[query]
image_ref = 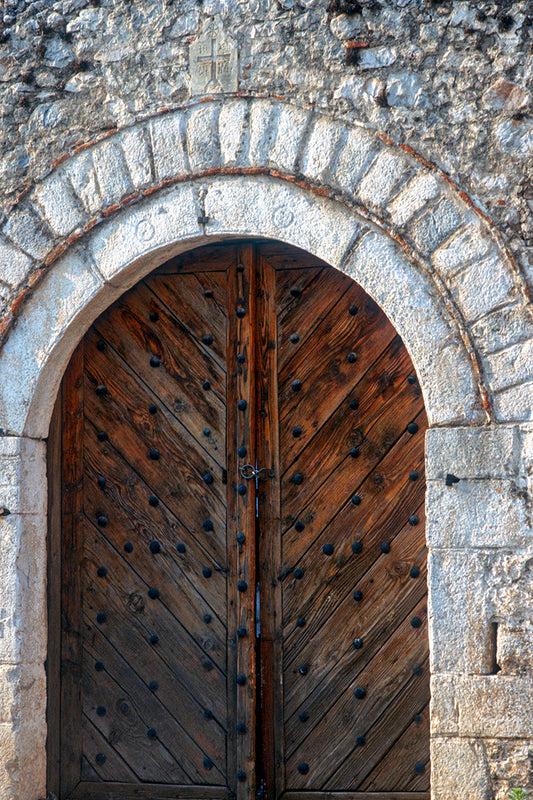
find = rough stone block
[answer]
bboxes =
[432,223,493,277]
[472,301,533,356]
[204,174,358,270]
[493,382,533,423]
[451,254,517,322]
[0,438,47,516]
[0,712,46,800]
[64,150,102,215]
[485,739,533,800]
[410,196,465,254]
[186,103,222,173]
[486,338,533,394]
[356,149,411,209]
[0,663,46,727]
[89,183,201,285]
[92,140,133,206]
[119,125,154,189]
[496,620,533,675]
[431,674,533,737]
[425,426,519,480]
[431,738,492,800]
[248,99,279,167]
[387,171,441,226]
[149,112,189,181]
[2,204,54,261]
[426,479,530,548]
[268,103,310,174]
[218,98,248,167]
[0,237,33,289]
[300,116,345,184]
[32,172,86,237]
[345,231,484,425]
[331,125,378,197]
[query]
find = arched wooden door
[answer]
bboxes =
[47,241,429,800]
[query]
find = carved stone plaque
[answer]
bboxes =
[190,16,238,95]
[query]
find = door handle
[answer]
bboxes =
[239,464,275,480]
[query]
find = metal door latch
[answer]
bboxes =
[239,464,275,480]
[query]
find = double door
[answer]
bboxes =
[48,241,429,799]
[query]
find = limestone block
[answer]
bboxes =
[248,99,279,167]
[0,245,108,437]
[0,663,46,726]
[218,98,249,167]
[92,140,133,206]
[204,174,358,270]
[472,302,533,356]
[149,112,189,181]
[496,621,533,675]
[409,196,466,254]
[331,125,378,197]
[186,103,222,173]
[426,479,530,548]
[268,103,310,174]
[451,254,517,323]
[431,738,492,800]
[89,183,201,285]
[432,223,493,278]
[485,739,533,799]
[356,149,411,209]
[486,338,533,394]
[387,171,441,226]
[2,204,54,262]
[119,125,154,190]
[0,237,33,289]
[425,426,519,480]
[494,383,533,423]
[0,714,46,800]
[345,231,484,425]
[300,116,345,184]
[63,150,102,215]
[0,438,46,516]
[32,172,86,237]
[431,674,533,737]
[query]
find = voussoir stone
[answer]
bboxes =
[186,103,222,173]
[118,125,154,190]
[92,140,133,206]
[32,172,86,238]
[268,103,310,175]
[150,112,189,182]
[2,204,54,262]
[218,99,249,167]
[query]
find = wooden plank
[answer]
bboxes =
[281,793,429,800]
[155,242,239,275]
[226,243,258,800]
[46,389,62,794]
[257,242,327,271]
[72,782,231,799]
[82,714,138,782]
[255,251,285,800]
[60,339,85,796]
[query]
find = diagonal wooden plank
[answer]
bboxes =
[83,623,226,783]
[155,242,239,275]
[82,713,139,782]
[275,266,323,319]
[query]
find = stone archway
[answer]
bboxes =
[0,96,531,800]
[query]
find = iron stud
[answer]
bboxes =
[414,714,422,724]
[150,634,159,645]
[202,335,214,346]
[238,400,247,411]
[299,665,308,675]
[296,617,306,627]
[349,399,359,410]
[237,723,247,734]
[354,686,366,699]
[96,612,106,624]
[411,616,422,628]
[295,521,305,532]
[410,566,420,578]
[294,569,304,579]
[290,333,300,344]
[236,674,247,686]
[97,566,107,578]
[95,753,106,765]
[237,770,246,782]
[407,374,417,385]
[149,495,159,507]
[149,311,159,322]
[204,709,213,719]
[322,543,334,556]
[203,758,213,770]
[236,307,246,318]
[446,473,460,486]
[203,472,214,484]
[290,287,301,298]
[351,494,361,505]
[203,427,211,437]
[203,567,212,578]
[150,355,161,368]
[148,588,160,599]
[96,340,106,351]
[292,473,304,485]
[412,664,423,676]
[204,614,212,624]
[149,681,159,692]
[177,543,186,553]
[352,541,363,554]
[407,422,419,434]
[356,735,366,746]
[409,471,419,481]
[236,533,245,544]
[124,542,133,553]
[299,712,309,722]
[292,427,302,437]
[96,706,106,716]
[204,290,214,298]
[347,352,357,363]
[409,515,419,526]
[97,476,106,488]
[349,305,358,315]
[238,446,247,458]
[147,728,157,739]
[414,763,425,775]
[353,638,363,649]
[350,447,360,458]
[203,520,214,531]
[237,580,247,592]
[291,379,302,392]
[149,541,160,554]
[149,404,157,414]
[94,661,104,671]
[203,380,211,391]
[237,626,247,638]
[97,431,108,441]
[353,590,363,601]
[236,354,245,364]
[97,515,108,527]
[202,659,213,671]
[297,763,309,775]
[380,542,390,553]
[149,448,160,460]
[95,385,108,397]
[238,485,247,496]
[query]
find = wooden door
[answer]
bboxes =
[48,241,429,800]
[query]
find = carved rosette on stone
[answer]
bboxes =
[189,16,239,96]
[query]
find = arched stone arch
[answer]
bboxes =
[0,96,531,800]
